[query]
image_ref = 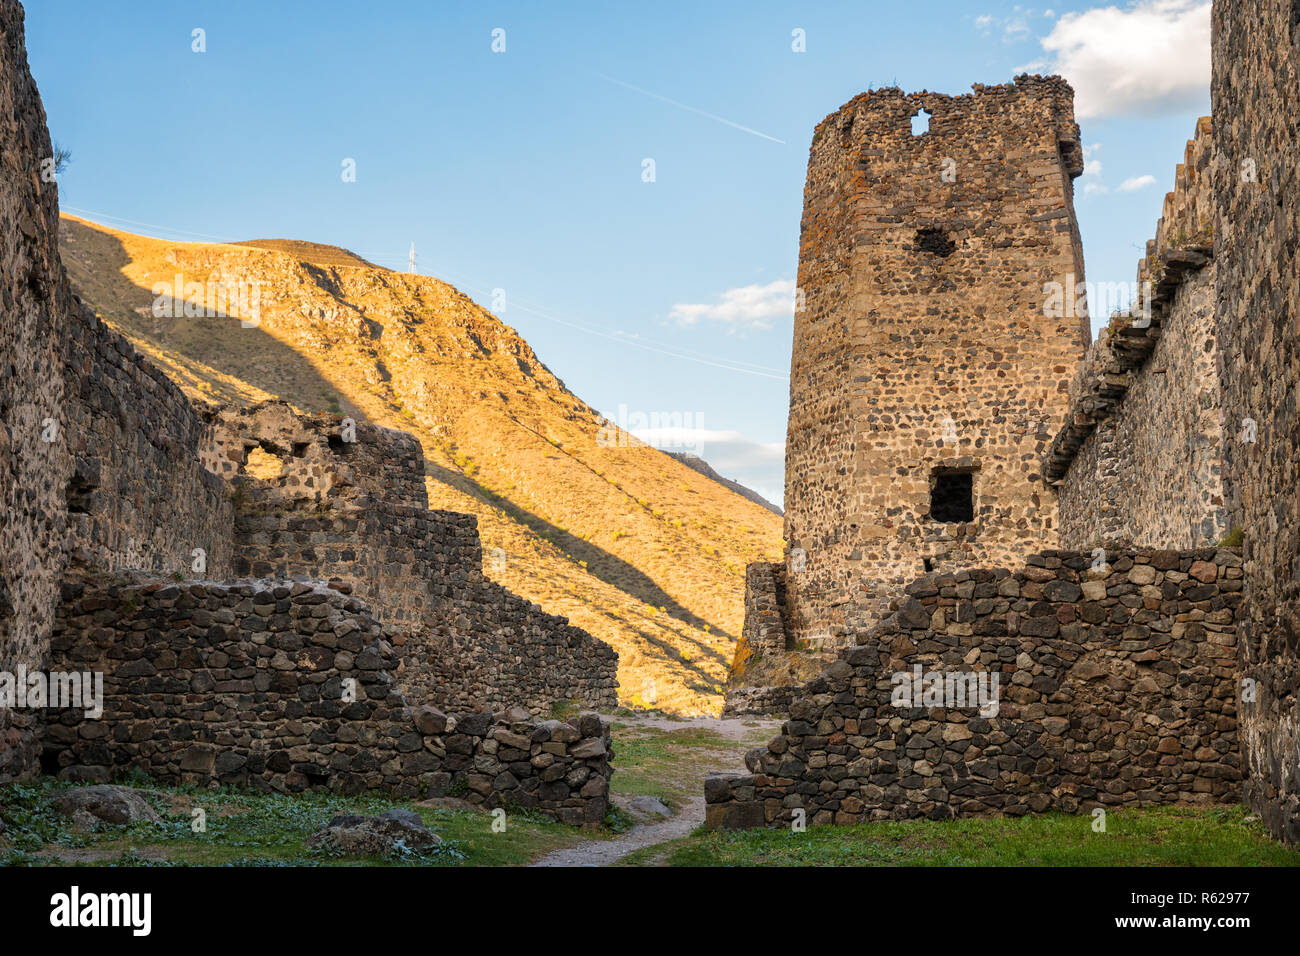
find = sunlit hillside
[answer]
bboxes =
[58,215,783,715]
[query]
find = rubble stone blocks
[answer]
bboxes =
[780,77,1089,653]
[1211,0,1300,844]
[707,550,1242,827]
[1049,119,1226,551]
[46,575,613,825]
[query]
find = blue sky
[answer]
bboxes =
[24,0,1212,506]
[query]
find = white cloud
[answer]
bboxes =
[669,279,795,331]
[1079,143,1107,195]
[1119,174,1158,191]
[644,430,785,507]
[1034,1,1210,119]
[974,7,1039,43]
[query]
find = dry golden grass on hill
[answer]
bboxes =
[57,215,783,715]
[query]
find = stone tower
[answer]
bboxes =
[782,76,1089,648]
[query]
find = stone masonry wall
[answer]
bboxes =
[45,574,613,824]
[706,549,1241,827]
[737,562,789,662]
[1212,0,1300,843]
[0,0,72,781]
[213,403,618,715]
[399,574,621,716]
[232,494,618,714]
[724,562,802,717]
[1050,120,1227,551]
[62,304,234,580]
[783,76,1088,650]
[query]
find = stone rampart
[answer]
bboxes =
[706,549,1241,827]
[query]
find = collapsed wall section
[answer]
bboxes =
[1212,0,1300,843]
[45,574,613,824]
[209,402,618,714]
[706,549,1241,827]
[725,562,810,717]
[1047,118,1226,551]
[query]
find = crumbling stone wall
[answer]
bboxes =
[736,562,789,663]
[211,403,619,714]
[201,401,427,509]
[1049,119,1227,551]
[706,549,1241,827]
[0,0,72,780]
[725,562,804,717]
[1212,0,1300,843]
[783,76,1088,650]
[45,574,613,824]
[399,571,621,715]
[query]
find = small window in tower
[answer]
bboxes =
[916,228,956,257]
[910,109,931,136]
[930,469,974,523]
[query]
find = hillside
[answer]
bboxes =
[668,453,782,516]
[57,215,783,715]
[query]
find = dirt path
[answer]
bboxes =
[529,713,779,867]
[530,793,707,867]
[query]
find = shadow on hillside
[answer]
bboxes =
[617,612,730,684]
[465,479,735,647]
[423,456,734,662]
[59,218,356,418]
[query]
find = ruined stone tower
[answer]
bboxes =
[782,76,1089,648]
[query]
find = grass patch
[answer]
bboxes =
[0,778,608,867]
[618,805,1300,867]
[609,725,740,810]
[1218,526,1244,547]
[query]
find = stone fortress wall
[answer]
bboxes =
[722,562,805,717]
[782,77,1089,651]
[0,0,72,779]
[1047,119,1227,551]
[2,0,232,779]
[44,574,612,823]
[1211,0,1300,844]
[708,548,1242,827]
[63,311,235,582]
[0,0,616,819]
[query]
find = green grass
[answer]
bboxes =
[619,805,1300,867]
[608,724,740,810]
[0,778,607,867]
